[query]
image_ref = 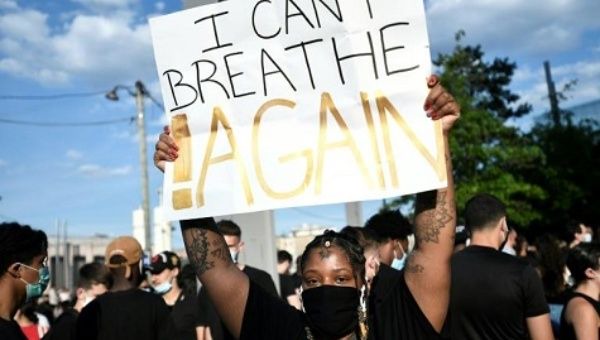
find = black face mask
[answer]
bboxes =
[302,285,360,339]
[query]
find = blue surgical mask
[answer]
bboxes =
[19,264,50,302]
[391,252,407,271]
[153,280,173,295]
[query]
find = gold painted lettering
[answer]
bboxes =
[376,91,446,184]
[315,92,373,194]
[360,92,386,189]
[196,106,254,207]
[252,99,313,199]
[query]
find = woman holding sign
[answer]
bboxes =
[154,76,460,340]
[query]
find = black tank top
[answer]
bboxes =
[559,291,600,340]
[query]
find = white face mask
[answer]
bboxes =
[583,233,593,243]
[390,249,407,271]
[229,249,239,264]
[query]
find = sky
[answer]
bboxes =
[0,0,599,248]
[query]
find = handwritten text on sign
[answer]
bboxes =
[149,0,446,220]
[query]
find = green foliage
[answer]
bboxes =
[526,117,600,232]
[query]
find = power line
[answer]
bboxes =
[0,116,135,127]
[0,91,107,100]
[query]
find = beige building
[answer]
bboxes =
[276,223,331,272]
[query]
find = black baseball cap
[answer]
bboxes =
[147,251,180,274]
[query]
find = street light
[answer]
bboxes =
[106,81,152,252]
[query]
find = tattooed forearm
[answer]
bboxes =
[183,228,230,277]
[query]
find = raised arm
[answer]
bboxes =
[154,132,249,338]
[405,75,459,332]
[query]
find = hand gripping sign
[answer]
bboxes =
[149,0,446,220]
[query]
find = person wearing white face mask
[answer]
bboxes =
[364,209,413,271]
[42,263,110,340]
[450,193,553,340]
[560,243,600,339]
[148,251,202,340]
[0,222,48,340]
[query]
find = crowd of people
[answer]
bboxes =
[1,76,598,339]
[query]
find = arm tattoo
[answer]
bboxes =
[184,229,214,276]
[184,228,230,276]
[415,190,452,244]
[405,263,424,274]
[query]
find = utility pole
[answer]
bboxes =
[135,81,152,252]
[106,81,153,252]
[544,61,561,127]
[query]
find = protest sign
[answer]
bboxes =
[149,0,446,220]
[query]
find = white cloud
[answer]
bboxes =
[514,59,600,114]
[71,0,138,11]
[155,2,166,12]
[0,6,154,87]
[0,0,18,10]
[78,164,132,177]
[66,149,83,160]
[427,0,600,58]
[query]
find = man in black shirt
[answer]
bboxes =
[277,250,301,309]
[0,222,48,340]
[43,262,110,340]
[450,194,553,340]
[76,236,170,340]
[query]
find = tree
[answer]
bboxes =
[525,109,600,233]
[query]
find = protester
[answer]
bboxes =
[454,225,469,253]
[154,75,459,339]
[568,221,591,249]
[533,234,568,336]
[76,236,169,340]
[340,226,381,289]
[42,263,110,340]
[148,251,202,340]
[0,222,49,340]
[560,243,600,339]
[364,209,412,271]
[502,228,518,255]
[277,250,301,309]
[450,193,553,339]
[15,302,45,340]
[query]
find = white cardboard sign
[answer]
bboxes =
[149,0,446,220]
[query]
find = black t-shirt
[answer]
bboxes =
[75,288,170,340]
[197,265,279,340]
[42,308,78,340]
[240,280,307,339]
[369,264,447,340]
[279,274,300,299]
[167,293,201,340]
[559,291,600,340]
[0,318,26,340]
[242,265,278,298]
[450,245,550,340]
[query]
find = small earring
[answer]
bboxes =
[359,285,367,312]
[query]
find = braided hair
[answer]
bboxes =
[300,230,366,285]
[300,230,369,340]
